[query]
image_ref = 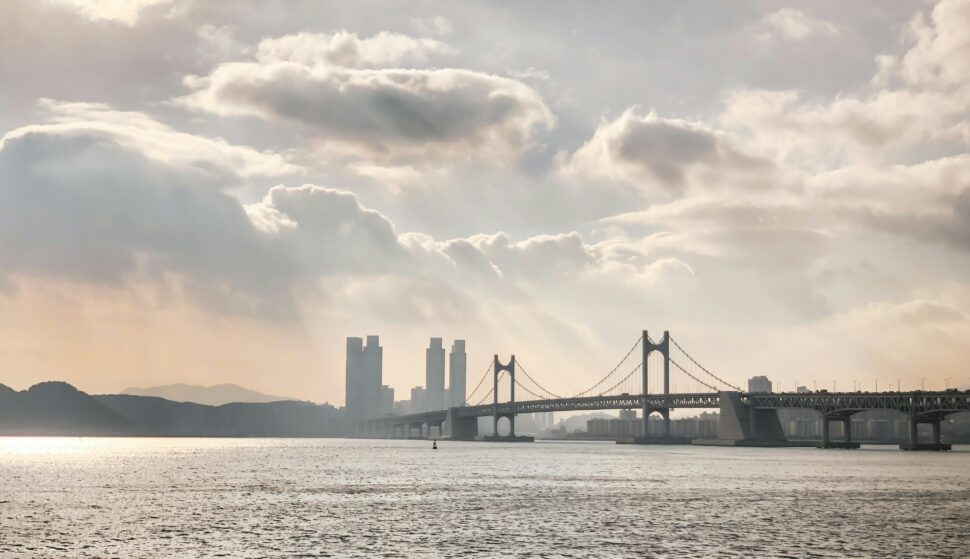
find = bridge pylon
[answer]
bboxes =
[483,354,533,442]
[493,354,516,438]
[641,330,672,439]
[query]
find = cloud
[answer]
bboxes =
[0,123,294,315]
[724,1,970,170]
[45,0,178,25]
[178,31,554,160]
[256,31,453,68]
[561,109,773,195]
[2,100,300,181]
[753,8,839,44]
[898,0,970,87]
[245,184,409,274]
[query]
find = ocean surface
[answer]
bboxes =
[1,438,968,558]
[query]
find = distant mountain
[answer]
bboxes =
[0,381,344,437]
[121,383,298,406]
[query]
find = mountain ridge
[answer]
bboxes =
[0,381,342,437]
[121,382,299,406]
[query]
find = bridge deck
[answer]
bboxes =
[364,391,970,427]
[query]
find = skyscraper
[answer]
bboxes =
[345,335,383,422]
[425,337,445,411]
[448,339,467,407]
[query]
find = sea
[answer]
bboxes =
[1,438,968,558]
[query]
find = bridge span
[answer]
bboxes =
[357,330,970,450]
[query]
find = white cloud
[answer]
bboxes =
[46,0,177,25]
[898,0,970,87]
[2,100,300,180]
[256,31,453,68]
[753,8,839,44]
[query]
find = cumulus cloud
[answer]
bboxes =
[753,8,839,44]
[256,31,453,68]
[0,122,293,315]
[561,109,773,195]
[178,31,553,160]
[46,0,177,25]
[245,184,409,274]
[897,0,970,87]
[724,1,970,169]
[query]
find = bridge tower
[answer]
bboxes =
[493,354,516,438]
[641,330,671,439]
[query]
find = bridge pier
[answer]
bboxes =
[694,391,790,447]
[817,414,860,449]
[901,414,951,451]
[443,408,478,440]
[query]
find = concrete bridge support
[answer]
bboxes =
[695,391,789,446]
[818,415,860,448]
[443,408,479,440]
[902,414,951,450]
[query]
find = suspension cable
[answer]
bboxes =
[474,386,494,406]
[513,378,547,401]
[513,358,562,399]
[597,362,642,396]
[669,336,742,391]
[462,359,494,406]
[572,334,644,398]
[669,356,719,391]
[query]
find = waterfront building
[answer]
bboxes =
[345,335,383,422]
[448,340,467,407]
[425,338,446,411]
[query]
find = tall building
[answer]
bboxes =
[748,375,772,393]
[410,386,426,413]
[345,335,383,422]
[381,385,394,416]
[425,337,446,411]
[448,339,467,407]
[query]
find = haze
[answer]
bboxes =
[2,0,969,403]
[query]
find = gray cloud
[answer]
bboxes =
[562,109,774,195]
[0,126,294,316]
[179,32,554,160]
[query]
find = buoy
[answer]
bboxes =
[432,440,438,450]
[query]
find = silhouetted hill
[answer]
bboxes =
[0,381,344,437]
[96,394,343,436]
[0,382,130,435]
[120,383,297,406]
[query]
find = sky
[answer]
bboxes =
[2,0,969,402]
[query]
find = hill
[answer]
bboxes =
[120,383,298,406]
[0,381,344,437]
[0,381,130,435]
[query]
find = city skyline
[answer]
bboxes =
[346,334,468,419]
[2,1,970,405]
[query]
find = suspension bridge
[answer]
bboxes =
[358,330,970,450]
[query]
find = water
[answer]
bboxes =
[1,438,968,558]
